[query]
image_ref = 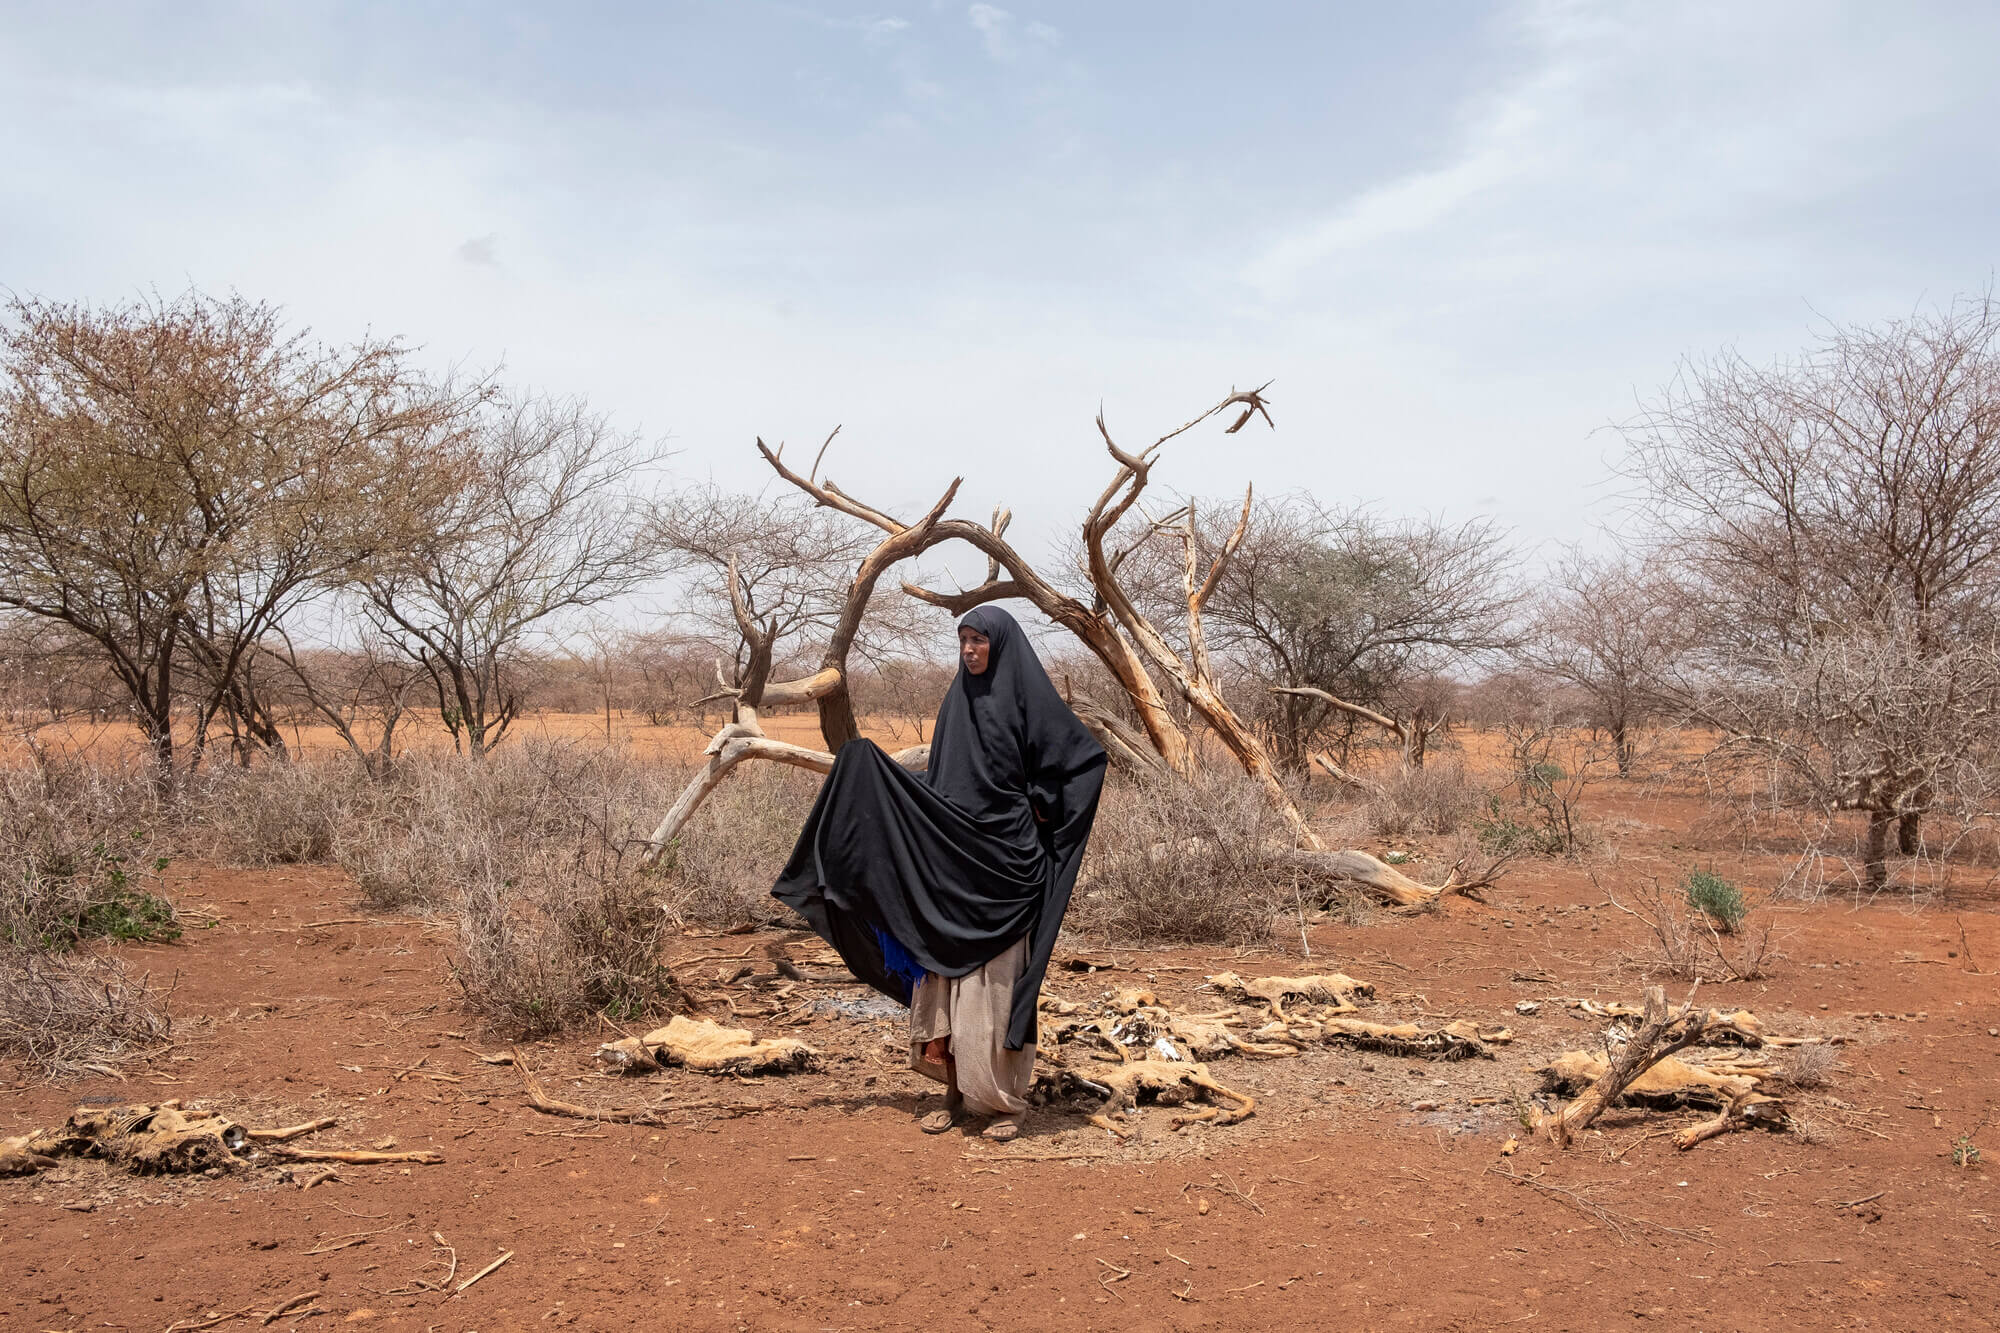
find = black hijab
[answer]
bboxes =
[771,606,1106,1050]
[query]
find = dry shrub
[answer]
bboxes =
[655,764,823,929]
[1072,769,1297,945]
[0,947,172,1078]
[1599,869,1779,981]
[0,755,172,950]
[331,740,679,910]
[451,844,680,1039]
[329,741,684,1036]
[1364,760,1486,838]
[1777,1041,1840,1089]
[189,758,371,866]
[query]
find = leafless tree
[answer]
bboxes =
[1626,294,2000,886]
[0,291,467,790]
[0,615,122,725]
[652,480,929,715]
[257,629,427,775]
[1515,549,1686,776]
[1696,623,2000,891]
[640,390,1489,908]
[356,395,667,758]
[623,628,723,730]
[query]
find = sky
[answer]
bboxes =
[6,0,2000,592]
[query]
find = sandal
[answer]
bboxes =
[920,1103,964,1134]
[981,1114,1023,1142]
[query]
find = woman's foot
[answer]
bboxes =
[920,1095,966,1134]
[981,1113,1024,1142]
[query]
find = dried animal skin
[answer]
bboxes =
[1045,1058,1257,1136]
[1207,971,1374,1011]
[1536,1050,1763,1110]
[595,1016,816,1076]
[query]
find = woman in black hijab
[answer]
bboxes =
[772,606,1106,1139]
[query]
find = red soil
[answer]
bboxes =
[4,783,1999,1331]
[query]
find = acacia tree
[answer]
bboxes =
[0,292,463,790]
[1626,294,2000,887]
[355,394,666,758]
[1154,496,1519,775]
[1515,549,1685,776]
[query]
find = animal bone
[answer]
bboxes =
[1045,1059,1256,1137]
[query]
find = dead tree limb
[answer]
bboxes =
[1673,1088,1788,1150]
[640,721,926,866]
[1539,984,1712,1147]
[1310,751,1387,799]
[645,387,1468,887]
[1274,685,1448,771]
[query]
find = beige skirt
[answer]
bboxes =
[908,934,1036,1116]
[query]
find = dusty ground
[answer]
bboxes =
[4,780,1999,1331]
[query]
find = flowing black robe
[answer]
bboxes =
[771,606,1106,1051]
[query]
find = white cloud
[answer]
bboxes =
[1245,0,1996,325]
[966,3,1015,61]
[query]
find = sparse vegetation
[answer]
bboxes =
[451,845,681,1038]
[1777,1042,1840,1089]
[0,946,172,1078]
[1601,869,1778,981]
[1073,770,1301,945]
[1365,760,1486,838]
[1476,724,1610,858]
[0,758,171,950]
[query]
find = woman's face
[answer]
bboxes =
[958,627,991,676]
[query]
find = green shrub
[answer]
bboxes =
[1684,869,1747,933]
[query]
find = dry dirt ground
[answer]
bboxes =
[4,783,1999,1332]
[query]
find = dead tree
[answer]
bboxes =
[641,388,1473,900]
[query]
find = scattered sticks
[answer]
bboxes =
[517,1050,672,1126]
[454,1249,513,1296]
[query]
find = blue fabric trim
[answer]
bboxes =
[874,926,922,1007]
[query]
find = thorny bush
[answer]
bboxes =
[1072,768,1303,945]
[0,749,175,1079]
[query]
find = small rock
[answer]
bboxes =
[1412,1100,1439,1112]
[1516,1000,1540,1015]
